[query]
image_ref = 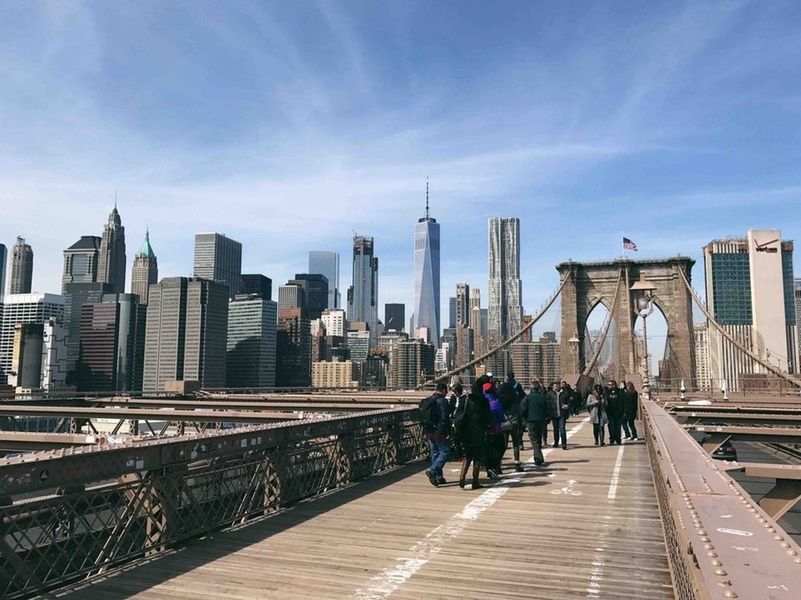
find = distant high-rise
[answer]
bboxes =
[77,293,145,391]
[0,243,6,298]
[0,293,64,384]
[278,284,304,311]
[276,307,311,387]
[322,308,347,337]
[384,303,405,332]
[193,233,242,299]
[347,235,379,335]
[413,183,440,347]
[62,236,101,291]
[456,283,470,327]
[309,251,340,309]
[703,230,797,390]
[142,277,229,391]
[488,217,522,346]
[227,294,278,388]
[98,205,126,293]
[10,237,34,294]
[290,274,329,320]
[131,230,158,304]
[241,274,272,300]
[390,339,435,389]
[63,282,114,382]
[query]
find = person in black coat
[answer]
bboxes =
[622,381,639,440]
[499,370,526,472]
[456,377,492,489]
[519,382,548,466]
[604,380,625,445]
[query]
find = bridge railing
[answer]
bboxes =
[0,408,426,599]
[642,399,801,600]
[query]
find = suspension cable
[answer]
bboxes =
[677,267,801,388]
[433,275,570,383]
[583,268,624,376]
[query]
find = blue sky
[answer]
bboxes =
[2,1,801,347]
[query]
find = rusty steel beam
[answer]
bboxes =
[643,400,801,600]
[0,405,308,424]
[685,424,801,446]
[672,404,801,416]
[0,408,416,497]
[678,412,801,428]
[0,432,100,452]
[723,462,801,521]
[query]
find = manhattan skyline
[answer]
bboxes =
[1,2,801,326]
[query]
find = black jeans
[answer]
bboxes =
[485,433,505,471]
[592,423,606,444]
[527,421,545,464]
[623,418,638,439]
[608,417,622,444]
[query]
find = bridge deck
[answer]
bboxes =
[57,417,673,599]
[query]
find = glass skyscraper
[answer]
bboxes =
[193,233,242,299]
[347,235,378,335]
[413,187,440,347]
[309,251,340,309]
[488,217,522,346]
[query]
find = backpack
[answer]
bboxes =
[419,395,440,430]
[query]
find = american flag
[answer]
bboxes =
[623,237,638,251]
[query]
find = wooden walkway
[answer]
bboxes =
[56,417,674,599]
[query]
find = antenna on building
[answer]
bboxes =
[425,177,430,220]
[114,188,118,209]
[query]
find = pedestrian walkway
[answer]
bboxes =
[57,417,674,599]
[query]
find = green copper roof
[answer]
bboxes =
[137,230,156,257]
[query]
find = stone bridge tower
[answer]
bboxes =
[556,257,696,389]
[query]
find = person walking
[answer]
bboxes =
[531,378,549,446]
[499,370,526,472]
[605,380,624,445]
[483,381,506,479]
[420,382,451,486]
[622,381,640,440]
[456,379,492,489]
[520,381,548,466]
[449,382,469,460]
[547,382,570,449]
[587,384,608,446]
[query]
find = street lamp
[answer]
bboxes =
[630,275,657,400]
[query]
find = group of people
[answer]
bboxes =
[420,371,641,490]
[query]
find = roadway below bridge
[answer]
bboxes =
[54,417,674,600]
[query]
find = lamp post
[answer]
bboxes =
[630,275,657,400]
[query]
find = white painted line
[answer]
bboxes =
[353,418,589,600]
[607,443,625,501]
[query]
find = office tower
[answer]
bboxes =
[309,251,340,309]
[390,339,435,389]
[442,327,457,362]
[488,217,522,347]
[63,282,114,382]
[9,323,44,390]
[384,303,405,332]
[510,337,561,386]
[241,274,272,300]
[456,283,470,327]
[278,284,304,311]
[98,205,126,293]
[448,297,457,329]
[62,236,101,291]
[694,324,711,391]
[227,294,278,388]
[455,324,474,375]
[41,320,70,391]
[347,330,370,363]
[193,233,242,299]
[77,294,145,392]
[312,359,358,388]
[0,293,64,384]
[276,307,311,387]
[142,277,229,392]
[290,274,329,319]
[435,344,451,373]
[347,235,379,335]
[9,237,34,294]
[131,230,158,304]
[413,185,440,347]
[322,308,347,337]
[0,243,6,298]
[704,230,797,391]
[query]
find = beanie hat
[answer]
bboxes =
[482,382,493,393]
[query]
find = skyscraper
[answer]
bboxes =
[278,284,304,311]
[10,237,34,294]
[64,282,114,382]
[456,283,471,327]
[390,339,435,389]
[488,217,522,346]
[448,297,457,329]
[227,294,278,388]
[290,274,329,320]
[62,236,101,291]
[347,235,379,335]
[0,293,64,384]
[703,229,797,390]
[413,184,440,347]
[309,251,340,309]
[276,307,311,387]
[98,205,126,293]
[384,303,405,332]
[142,277,229,391]
[241,274,272,301]
[193,233,242,299]
[0,243,6,299]
[131,230,158,304]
